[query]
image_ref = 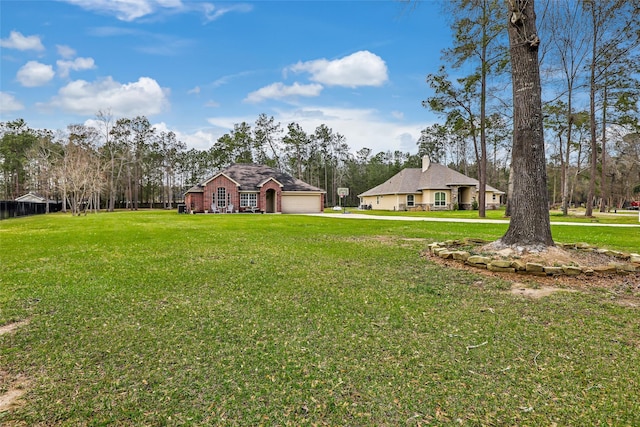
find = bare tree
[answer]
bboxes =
[60,125,103,216]
[542,0,590,215]
[583,0,640,216]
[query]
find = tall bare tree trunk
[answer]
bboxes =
[585,1,598,217]
[599,86,607,212]
[500,0,554,248]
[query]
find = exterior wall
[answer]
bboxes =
[361,189,502,212]
[485,191,502,210]
[360,194,407,211]
[203,175,239,211]
[185,192,204,212]
[423,189,453,210]
[403,193,427,211]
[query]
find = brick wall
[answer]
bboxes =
[203,176,240,211]
[185,192,203,212]
[259,180,282,213]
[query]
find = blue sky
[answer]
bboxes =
[1,0,453,154]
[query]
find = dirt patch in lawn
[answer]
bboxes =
[510,283,577,298]
[0,320,29,336]
[0,375,28,413]
[0,320,31,414]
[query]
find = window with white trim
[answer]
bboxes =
[217,187,227,208]
[435,191,446,207]
[407,194,415,207]
[240,193,257,207]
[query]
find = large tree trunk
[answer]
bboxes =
[499,0,554,248]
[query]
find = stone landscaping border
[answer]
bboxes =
[426,238,640,277]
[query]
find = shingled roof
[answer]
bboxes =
[358,162,503,197]
[185,163,325,193]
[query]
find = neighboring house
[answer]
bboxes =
[15,192,48,203]
[184,163,326,214]
[358,156,504,211]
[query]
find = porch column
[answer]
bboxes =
[450,186,459,209]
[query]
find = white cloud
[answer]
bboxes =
[16,61,55,87]
[0,92,24,113]
[62,0,171,21]
[391,111,404,120]
[199,3,253,22]
[62,0,251,22]
[187,86,201,95]
[275,106,419,154]
[204,100,220,107]
[0,31,45,51]
[289,51,388,88]
[153,122,221,151]
[57,57,96,78]
[57,44,77,59]
[44,76,169,117]
[244,82,323,103]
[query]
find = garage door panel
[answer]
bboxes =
[281,194,320,213]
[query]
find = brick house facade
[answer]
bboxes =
[184,163,325,214]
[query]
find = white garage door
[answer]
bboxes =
[281,194,321,213]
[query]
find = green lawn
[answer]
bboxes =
[1,211,639,426]
[333,206,640,225]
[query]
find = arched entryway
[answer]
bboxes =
[265,189,276,213]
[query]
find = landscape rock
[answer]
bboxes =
[490,260,513,268]
[452,251,470,261]
[488,264,516,273]
[544,266,564,275]
[525,263,545,273]
[467,255,491,265]
[592,265,617,273]
[510,260,526,271]
[620,264,637,273]
[562,265,582,276]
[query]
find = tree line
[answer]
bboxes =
[0,113,428,214]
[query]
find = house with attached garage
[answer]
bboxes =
[358,156,504,211]
[184,163,326,214]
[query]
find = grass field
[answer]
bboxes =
[334,206,640,226]
[1,211,639,426]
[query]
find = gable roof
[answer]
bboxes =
[186,163,325,193]
[358,162,504,197]
[15,192,48,203]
